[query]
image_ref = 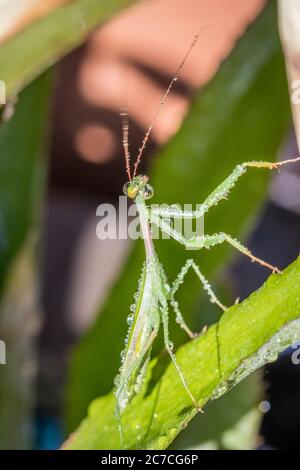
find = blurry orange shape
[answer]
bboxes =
[75,124,117,164]
[78,0,267,148]
[79,57,188,144]
[92,0,267,89]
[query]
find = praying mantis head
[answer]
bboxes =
[123,174,154,200]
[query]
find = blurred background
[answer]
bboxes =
[0,0,300,450]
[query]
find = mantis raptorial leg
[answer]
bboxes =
[150,157,300,276]
[150,158,300,219]
[152,213,282,273]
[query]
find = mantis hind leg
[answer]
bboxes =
[170,259,226,339]
[160,302,202,412]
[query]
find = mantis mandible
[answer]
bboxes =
[114,33,300,443]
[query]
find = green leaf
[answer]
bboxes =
[67,1,291,430]
[0,73,53,448]
[65,257,300,449]
[0,0,135,99]
[0,72,52,290]
[171,374,261,450]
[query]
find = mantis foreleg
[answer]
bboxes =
[150,158,300,219]
[201,232,281,273]
[152,215,280,272]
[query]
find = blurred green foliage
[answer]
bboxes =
[0,73,52,293]
[0,73,52,448]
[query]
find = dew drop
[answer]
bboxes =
[258,400,271,413]
[127,314,134,325]
[114,375,121,387]
[164,283,170,293]
[267,351,278,363]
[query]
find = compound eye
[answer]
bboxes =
[123,182,130,196]
[143,184,154,200]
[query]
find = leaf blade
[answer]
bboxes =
[65,257,300,450]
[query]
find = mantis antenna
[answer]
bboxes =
[120,107,132,181]
[132,28,208,178]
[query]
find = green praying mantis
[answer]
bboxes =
[113,34,300,443]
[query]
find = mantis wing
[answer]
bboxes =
[115,261,160,412]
